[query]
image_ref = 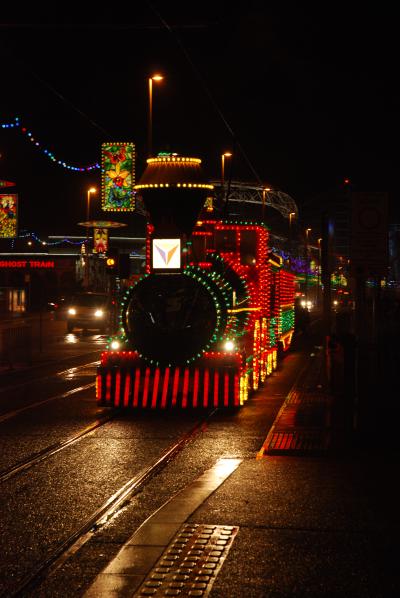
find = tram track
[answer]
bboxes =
[0,381,96,424]
[0,358,100,394]
[0,413,114,483]
[5,410,215,598]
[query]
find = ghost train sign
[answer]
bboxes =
[350,192,388,278]
[0,259,55,269]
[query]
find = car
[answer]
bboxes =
[66,292,112,333]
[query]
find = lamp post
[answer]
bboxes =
[317,237,322,309]
[148,74,163,157]
[221,152,232,203]
[85,187,96,287]
[305,228,311,307]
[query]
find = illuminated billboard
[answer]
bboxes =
[93,228,108,253]
[0,194,18,238]
[152,239,181,269]
[101,142,135,211]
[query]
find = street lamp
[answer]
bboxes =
[305,228,312,308]
[148,74,164,157]
[86,187,97,222]
[317,237,323,309]
[221,152,232,203]
[85,187,96,288]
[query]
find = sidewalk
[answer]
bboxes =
[85,339,400,597]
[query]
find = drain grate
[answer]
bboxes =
[134,523,238,597]
[268,430,329,453]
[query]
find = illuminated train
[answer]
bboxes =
[96,156,295,409]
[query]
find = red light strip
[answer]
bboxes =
[133,368,141,407]
[224,373,229,407]
[161,367,170,408]
[172,368,180,406]
[106,373,112,402]
[182,368,189,408]
[123,374,131,407]
[151,368,160,408]
[234,374,239,406]
[193,368,199,407]
[142,368,150,407]
[213,371,219,407]
[115,372,121,407]
[203,369,209,408]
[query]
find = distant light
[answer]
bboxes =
[224,340,235,352]
[68,308,76,315]
[111,340,120,350]
[344,178,350,185]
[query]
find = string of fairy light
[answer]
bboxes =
[10,231,87,249]
[1,116,100,171]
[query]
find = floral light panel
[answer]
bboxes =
[101,143,135,211]
[93,228,108,253]
[0,194,18,238]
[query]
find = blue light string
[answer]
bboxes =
[17,231,86,246]
[1,116,100,172]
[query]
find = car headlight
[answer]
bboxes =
[68,308,76,315]
[94,309,104,317]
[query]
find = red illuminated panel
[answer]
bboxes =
[142,367,150,407]
[106,372,112,402]
[234,374,239,406]
[133,369,141,407]
[193,368,200,407]
[203,369,210,408]
[182,368,190,408]
[224,373,230,407]
[172,368,180,406]
[123,375,131,407]
[161,367,170,408]
[213,371,219,407]
[115,372,121,407]
[151,368,160,408]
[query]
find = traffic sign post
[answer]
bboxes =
[350,192,388,342]
[350,192,388,278]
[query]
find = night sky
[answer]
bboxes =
[1,4,399,236]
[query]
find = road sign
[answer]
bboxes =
[350,192,388,277]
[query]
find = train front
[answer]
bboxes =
[96,155,250,409]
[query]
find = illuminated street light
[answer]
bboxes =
[221,152,232,204]
[221,152,232,187]
[304,228,312,306]
[85,187,97,287]
[148,74,164,157]
[86,187,97,223]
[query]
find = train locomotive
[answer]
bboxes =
[96,155,295,409]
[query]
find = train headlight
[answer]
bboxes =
[94,309,104,317]
[110,340,120,350]
[68,308,76,315]
[224,340,235,352]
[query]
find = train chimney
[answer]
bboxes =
[134,155,214,237]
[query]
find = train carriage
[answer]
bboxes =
[96,155,295,409]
